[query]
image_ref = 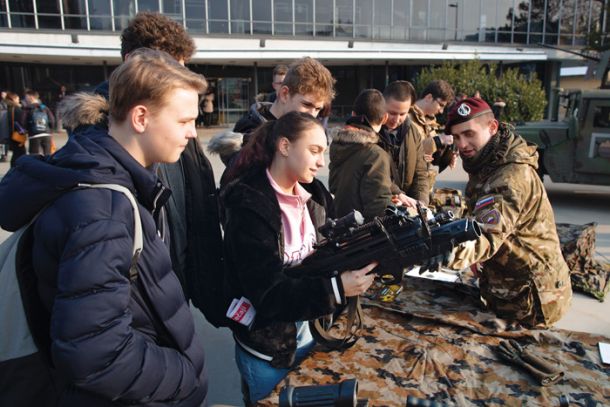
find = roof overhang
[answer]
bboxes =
[0,30,585,66]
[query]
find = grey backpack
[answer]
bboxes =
[0,183,143,363]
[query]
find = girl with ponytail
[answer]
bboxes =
[222,111,376,403]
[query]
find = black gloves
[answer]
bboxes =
[418,249,455,274]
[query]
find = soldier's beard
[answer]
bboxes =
[461,134,501,174]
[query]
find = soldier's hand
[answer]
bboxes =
[341,262,377,297]
[397,193,419,208]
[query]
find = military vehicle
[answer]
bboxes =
[515,50,610,186]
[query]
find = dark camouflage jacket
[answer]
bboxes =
[450,127,572,327]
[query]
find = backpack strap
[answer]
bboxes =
[77,183,143,281]
[5,183,143,366]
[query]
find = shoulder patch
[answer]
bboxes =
[474,195,495,211]
[476,208,501,225]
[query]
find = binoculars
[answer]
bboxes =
[279,379,366,407]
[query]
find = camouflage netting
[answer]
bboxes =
[556,223,610,302]
[260,277,610,406]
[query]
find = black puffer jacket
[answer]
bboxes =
[94,81,224,327]
[221,169,342,368]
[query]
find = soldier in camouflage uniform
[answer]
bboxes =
[446,97,572,328]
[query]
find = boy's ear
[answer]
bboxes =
[277,86,290,103]
[131,105,148,133]
[381,112,389,125]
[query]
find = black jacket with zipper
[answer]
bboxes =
[221,168,342,368]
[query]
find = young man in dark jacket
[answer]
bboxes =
[22,89,55,155]
[212,57,336,187]
[329,89,394,221]
[0,49,209,406]
[92,12,224,326]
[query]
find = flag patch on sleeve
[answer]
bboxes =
[476,208,501,225]
[474,195,495,211]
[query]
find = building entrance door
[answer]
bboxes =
[216,77,251,125]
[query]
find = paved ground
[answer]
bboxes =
[1,127,609,405]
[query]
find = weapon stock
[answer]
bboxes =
[287,206,480,284]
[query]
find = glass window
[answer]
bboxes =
[62,0,87,30]
[336,0,353,37]
[480,0,498,43]
[355,0,372,38]
[161,0,181,15]
[373,0,391,39]
[392,0,409,40]
[89,0,112,30]
[512,0,530,44]
[9,0,35,28]
[411,0,427,26]
[496,0,514,43]
[274,0,292,35]
[573,0,599,45]
[1,1,7,27]
[559,0,577,45]
[185,0,205,32]
[461,0,481,41]
[593,105,610,129]
[543,0,559,45]
[429,1,446,41]
[252,0,271,34]
[36,0,62,29]
[137,0,158,12]
[114,0,136,31]
[208,0,228,33]
[275,0,292,22]
[231,0,250,34]
[315,0,332,36]
[526,0,545,44]
[295,0,313,35]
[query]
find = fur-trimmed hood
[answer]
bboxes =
[330,124,379,145]
[207,130,244,166]
[58,92,108,131]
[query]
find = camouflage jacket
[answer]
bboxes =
[409,104,454,174]
[450,127,572,327]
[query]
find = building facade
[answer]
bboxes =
[1,0,606,122]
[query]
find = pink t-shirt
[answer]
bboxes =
[266,169,317,266]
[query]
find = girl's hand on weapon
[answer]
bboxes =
[341,262,378,297]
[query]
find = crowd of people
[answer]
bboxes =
[0,89,58,167]
[0,10,572,407]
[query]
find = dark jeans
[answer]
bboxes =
[28,134,52,155]
[203,112,213,127]
[9,139,27,167]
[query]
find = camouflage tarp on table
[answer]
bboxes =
[556,222,610,301]
[259,277,610,406]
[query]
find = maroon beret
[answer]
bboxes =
[445,97,493,134]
